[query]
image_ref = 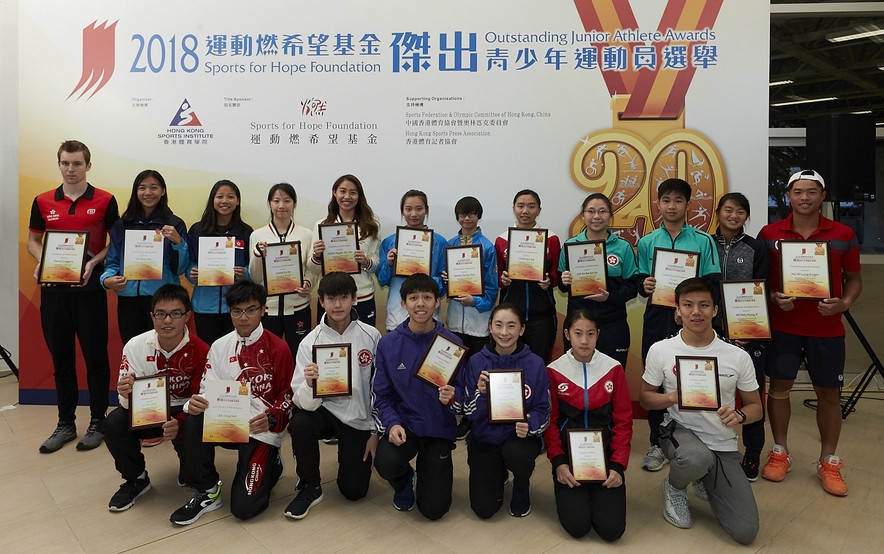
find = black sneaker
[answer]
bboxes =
[284,484,324,519]
[170,481,223,525]
[741,454,760,482]
[509,483,531,517]
[39,423,77,453]
[108,477,151,512]
[456,418,472,441]
[76,417,105,451]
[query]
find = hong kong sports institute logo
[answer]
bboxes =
[169,99,204,126]
[68,20,117,100]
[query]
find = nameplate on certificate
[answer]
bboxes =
[124,229,164,281]
[720,280,772,341]
[506,227,548,282]
[318,222,360,275]
[567,428,608,483]
[203,379,251,443]
[414,332,467,388]
[394,226,434,277]
[198,236,236,286]
[312,343,352,398]
[446,244,485,298]
[650,248,700,307]
[262,241,304,296]
[38,230,90,285]
[778,240,832,300]
[487,370,526,423]
[566,240,608,296]
[128,375,170,430]
[676,356,721,411]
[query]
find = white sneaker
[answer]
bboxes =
[642,445,667,472]
[662,478,692,529]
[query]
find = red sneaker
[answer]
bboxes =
[762,444,792,482]
[141,437,164,448]
[817,455,848,497]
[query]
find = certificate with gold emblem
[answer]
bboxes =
[203,379,251,443]
[261,241,304,296]
[198,236,236,286]
[566,240,608,296]
[567,428,608,483]
[38,230,90,285]
[778,240,832,300]
[650,248,700,307]
[394,226,434,277]
[506,227,548,282]
[446,244,484,298]
[487,370,526,423]
[676,356,721,411]
[720,280,772,340]
[129,375,170,430]
[124,229,164,281]
[312,343,352,398]
[415,332,467,388]
[318,222,360,275]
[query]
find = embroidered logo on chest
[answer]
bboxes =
[604,380,614,393]
[358,349,373,366]
[607,254,619,266]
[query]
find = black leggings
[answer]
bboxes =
[553,475,626,541]
[467,434,541,519]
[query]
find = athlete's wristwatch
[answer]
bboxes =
[266,413,277,429]
[734,409,747,424]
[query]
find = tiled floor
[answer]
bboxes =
[2,265,882,553]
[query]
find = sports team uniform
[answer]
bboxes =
[289,314,381,500]
[461,343,550,519]
[248,221,313,357]
[29,184,119,426]
[495,227,561,363]
[104,329,208,482]
[182,324,295,520]
[444,228,499,356]
[376,229,447,331]
[544,349,632,540]
[371,319,461,520]
[642,332,759,544]
[557,229,639,368]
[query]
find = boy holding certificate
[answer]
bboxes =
[636,178,721,473]
[285,272,381,519]
[103,284,209,511]
[171,281,295,525]
[371,273,462,520]
[640,278,762,544]
[758,170,862,496]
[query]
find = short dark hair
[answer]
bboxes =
[57,140,91,164]
[563,308,598,331]
[674,277,714,304]
[225,280,267,308]
[400,273,439,300]
[454,196,483,219]
[267,182,297,204]
[657,178,692,201]
[151,284,191,312]
[715,192,750,218]
[317,271,358,299]
[490,302,525,326]
[513,189,541,207]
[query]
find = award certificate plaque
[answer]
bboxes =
[318,222,360,275]
[565,240,608,296]
[124,229,164,281]
[676,356,721,411]
[262,241,304,296]
[414,332,467,388]
[567,428,608,483]
[394,226,434,277]
[312,343,352,398]
[650,248,700,307]
[446,244,484,298]
[720,280,772,340]
[506,227,548,282]
[778,240,832,300]
[487,370,526,423]
[202,379,251,443]
[128,375,170,430]
[197,236,236,286]
[38,230,90,285]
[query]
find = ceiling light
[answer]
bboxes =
[769,80,793,86]
[851,110,872,115]
[770,97,838,107]
[827,25,884,43]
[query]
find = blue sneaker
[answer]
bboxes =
[392,466,415,511]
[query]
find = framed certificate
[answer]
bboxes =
[124,229,164,281]
[262,241,304,296]
[318,222,360,275]
[567,428,608,483]
[202,379,251,443]
[394,226,434,277]
[650,248,700,307]
[487,369,526,423]
[675,356,721,411]
[506,227,548,282]
[38,230,90,285]
[197,236,236,286]
[414,332,468,388]
[778,240,832,300]
[128,375,170,430]
[720,280,772,341]
[565,240,608,296]
[312,343,352,398]
[446,244,484,298]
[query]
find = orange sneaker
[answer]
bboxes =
[762,444,792,482]
[141,437,164,448]
[817,455,848,497]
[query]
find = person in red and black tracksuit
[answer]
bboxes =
[27,140,119,454]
